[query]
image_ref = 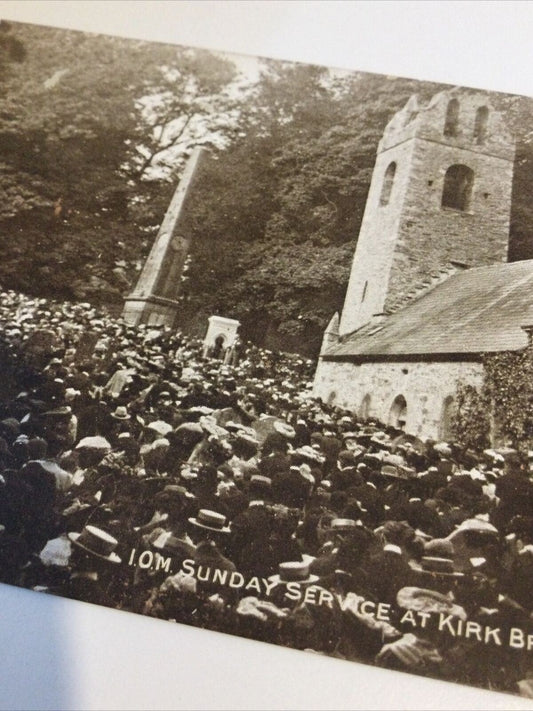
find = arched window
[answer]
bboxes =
[360,393,371,420]
[442,164,474,211]
[389,395,407,430]
[473,105,489,144]
[440,395,456,441]
[443,98,459,137]
[379,162,396,206]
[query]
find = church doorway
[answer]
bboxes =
[389,395,407,430]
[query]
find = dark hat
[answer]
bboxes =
[268,560,319,586]
[68,525,121,563]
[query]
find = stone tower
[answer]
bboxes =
[338,89,515,336]
[122,146,206,327]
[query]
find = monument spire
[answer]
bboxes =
[122,146,206,327]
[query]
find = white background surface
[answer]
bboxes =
[0,2,532,709]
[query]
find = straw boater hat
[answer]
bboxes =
[268,560,319,586]
[68,525,121,563]
[188,509,231,534]
[327,518,360,534]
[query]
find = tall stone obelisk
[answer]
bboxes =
[122,146,206,327]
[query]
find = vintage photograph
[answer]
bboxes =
[1,18,533,700]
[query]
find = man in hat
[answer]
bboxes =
[57,525,122,608]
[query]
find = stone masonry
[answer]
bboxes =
[313,358,484,440]
[339,90,515,335]
[122,147,206,327]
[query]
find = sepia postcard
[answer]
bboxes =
[0,16,533,703]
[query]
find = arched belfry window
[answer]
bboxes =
[442,164,474,211]
[379,162,396,206]
[473,106,489,144]
[443,98,459,137]
[389,395,407,430]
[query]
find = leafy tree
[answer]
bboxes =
[0,22,238,303]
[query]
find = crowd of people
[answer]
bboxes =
[1,288,533,697]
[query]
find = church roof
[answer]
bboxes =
[325,260,533,361]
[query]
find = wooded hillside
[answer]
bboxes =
[1,21,532,356]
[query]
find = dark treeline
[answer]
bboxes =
[1,21,532,356]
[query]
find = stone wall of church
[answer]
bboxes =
[313,358,484,440]
[338,90,515,336]
[386,139,513,310]
[339,137,416,334]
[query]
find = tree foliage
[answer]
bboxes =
[0,22,237,304]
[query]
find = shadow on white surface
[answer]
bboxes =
[1,581,532,710]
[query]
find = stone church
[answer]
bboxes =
[313,88,533,440]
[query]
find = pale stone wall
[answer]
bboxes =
[339,137,416,334]
[313,358,484,440]
[203,316,240,351]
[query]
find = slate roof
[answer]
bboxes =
[325,260,533,361]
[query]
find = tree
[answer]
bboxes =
[0,22,238,303]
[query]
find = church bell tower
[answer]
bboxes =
[338,89,515,336]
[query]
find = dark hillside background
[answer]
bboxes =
[1,21,532,356]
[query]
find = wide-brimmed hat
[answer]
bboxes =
[75,436,112,453]
[111,405,131,421]
[188,509,231,534]
[450,518,498,537]
[68,525,121,563]
[409,556,464,579]
[273,420,296,439]
[292,445,325,464]
[41,407,72,420]
[235,430,260,448]
[145,420,173,437]
[268,560,319,586]
[381,464,409,480]
[154,484,196,502]
[199,416,229,439]
[397,586,467,619]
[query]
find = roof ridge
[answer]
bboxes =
[387,262,468,314]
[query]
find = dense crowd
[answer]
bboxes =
[1,289,533,697]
